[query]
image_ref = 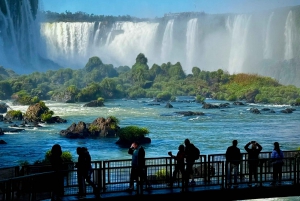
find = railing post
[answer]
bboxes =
[221,161,225,189]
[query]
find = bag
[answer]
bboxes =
[193,145,200,160]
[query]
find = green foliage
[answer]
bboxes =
[156,91,172,101]
[88,124,101,133]
[118,126,149,141]
[196,95,205,103]
[44,150,73,164]
[41,110,54,122]
[97,97,104,102]
[6,110,23,119]
[155,169,170,181]
[14,91,40,105]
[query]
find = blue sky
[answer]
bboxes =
[40,0,300,18]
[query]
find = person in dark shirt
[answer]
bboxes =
[184,139,196,188]
[127,141,151,191]
[50,144,64,201]
[168,144,185,187]
[75,147,98,199]
[244,141,263,187]
[226,140,241,188]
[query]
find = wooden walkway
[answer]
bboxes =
[40,182,300,201]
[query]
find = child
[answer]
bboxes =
[168,144,185,187]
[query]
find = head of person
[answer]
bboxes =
[51,144,62,156]
[274,142,280,150]
[232,140,238,147]
[251,142,257,149]
[178,144,185,152]
[184,139,190,146]
[132,141,140,149]
[76,147,82,155]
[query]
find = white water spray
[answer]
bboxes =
[161,19,174,63]
[284,11,294,60]
[186,18,198,71]
[263,12,274,59]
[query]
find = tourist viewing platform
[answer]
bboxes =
[1,150,300,201]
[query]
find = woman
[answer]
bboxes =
[271,142,284,186]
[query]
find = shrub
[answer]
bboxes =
[6,110,23,120]
[118,126,149,141]
[196,95,205,103]
[44,150,73,164]
[155,169,170,183]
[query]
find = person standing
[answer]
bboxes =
[167,144,185,187]
[127,141,150,191]
[244,141,263,187]
[75,147,98,199]
[271,142,284,186]
[50,144,64,201]
[184,139,197,188]
[226,140,241,188]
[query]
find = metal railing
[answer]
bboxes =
[0,150,300,200]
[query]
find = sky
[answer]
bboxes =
[40,0,300,18]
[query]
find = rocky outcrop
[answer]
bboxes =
[0,139,7,144]
[0,103,9,113]
[115,137,151,147]
[83,100,104,107]
[250,108,261,114]
[60,117,119,139]
[202,103,220,109]
[280,108,295,113]
[233,101,245,106]
[51,91,75,103]
[165,103,173,108]
[175,111,204,116]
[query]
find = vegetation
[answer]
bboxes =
[118,126,149,141]
[0,53,300,105]
[6,110,23,120]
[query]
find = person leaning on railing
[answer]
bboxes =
[50,144,64,201]
[244,141,263,187]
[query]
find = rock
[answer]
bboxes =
[115,137,151,147]
[165,103,173,108]
[83,100,104,107]
[250,108,261,114]
[233,101,245,106]
[202,103,219,109]
[175,111,204,116]
[24,103,48,123]
[281,108,293,113]
[0,103,9,113]
[0,139,7,144]
[219,103,230,108]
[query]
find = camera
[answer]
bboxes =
[251,141,256,144]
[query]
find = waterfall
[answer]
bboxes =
[284,11,294,60]
[41,22,95,67]
[93,22,102,45]
[227,15,252,74]
[106,22,159,66]
[161,19,174,63]
[0,0,42,72]
[186,18,198,71]
[263,12,274,59]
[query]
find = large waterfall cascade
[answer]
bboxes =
[1,1,300,86]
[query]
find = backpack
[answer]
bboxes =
[193,145,200,160]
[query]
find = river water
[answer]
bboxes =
[1,97,300,168]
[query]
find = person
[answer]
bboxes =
[226,140,241,188]
[271,142,284,186]
[75,147,98,199]
[50,144,64,201]
[244,141,263,187]
[167,144,185,187]
[127,141,151,191]
[184,139,197,188]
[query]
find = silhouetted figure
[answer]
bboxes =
[226,140,241,188]
[244,141,262,187]
[75,147,98,199]
[168,144,185,187]
[271,142,284,186]
[184,139,197,188]
[127,141,151,192]
[50,144,64,201]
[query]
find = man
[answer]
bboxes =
[226,140,241,188]
[244,141,263,187]
[127,141,150,191]
[184,139,197,188]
